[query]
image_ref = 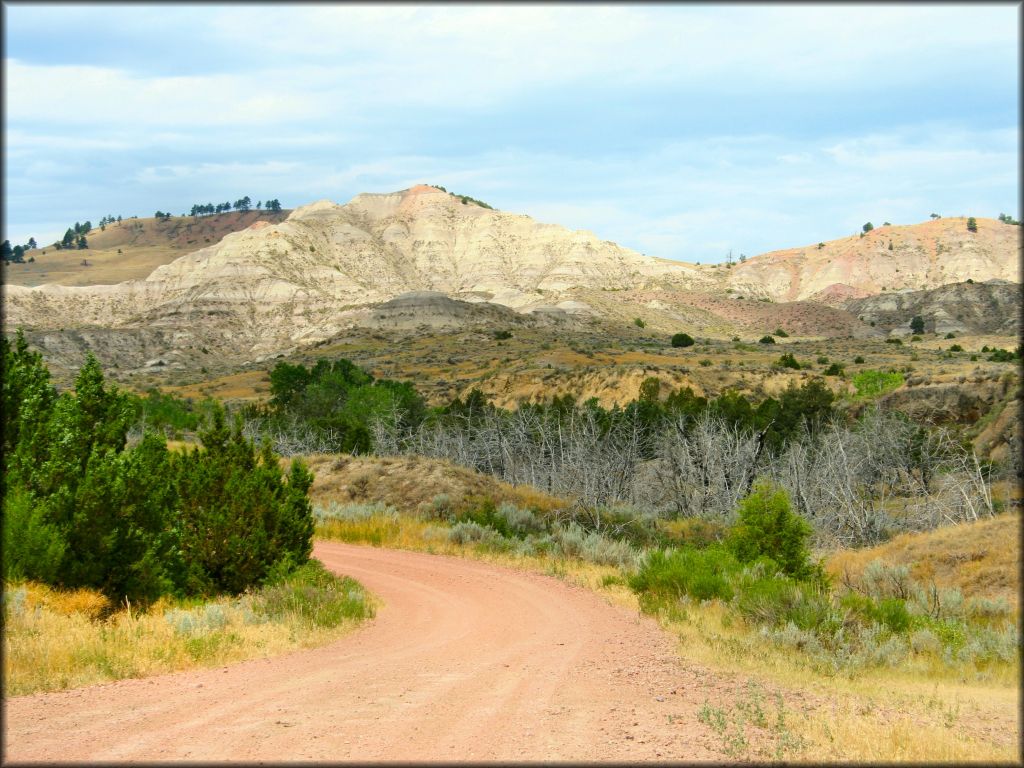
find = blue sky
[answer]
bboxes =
[3,3,1019,263]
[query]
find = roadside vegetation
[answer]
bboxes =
[2,331,372,695]
[3,561,373,696]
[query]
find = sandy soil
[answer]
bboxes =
[3,542,737,762]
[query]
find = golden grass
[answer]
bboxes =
[4,576,372,697]
[826,510,1021,609]
[298,453,571,517]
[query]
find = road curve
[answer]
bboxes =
[4,542,729,762]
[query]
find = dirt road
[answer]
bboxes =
[4,542,733,762]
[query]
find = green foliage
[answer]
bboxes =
[633,317,646,328]
[726,483,820,581]
[948,344,963,352]
[862,222,873,233]
[910,315,925,334]
[885,337,903,345]
[265,357,425,452]
[851,369,904,399]
[671,332,695,348]
[773,328,789,338]
[854,355,865,364]
[823,363,844,376]
[173,409,314,595]
[759,335,776,344]
[776,353,801,370]
[966,217,977,233]
[126,389,218,437]
[2,338,315,604]
[3,486,67,582]
[451,192,493,209]
[987,347,1021,362]
[492,329,513,340]
[629,547,738,606]
[944,332,956,339]
[638,377,661,403]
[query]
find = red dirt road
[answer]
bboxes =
[4,542,732,762]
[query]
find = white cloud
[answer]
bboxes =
[4,59,323,127]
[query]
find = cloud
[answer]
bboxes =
[4,59,322,127]
[2,6,1018,256]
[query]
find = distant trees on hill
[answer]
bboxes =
[997,213,1019,225]
[55,221,93,250]
[2,238,39,262]
[189,197,281,217]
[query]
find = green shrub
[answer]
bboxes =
[854,355,865,364]
[776,353,801,370]
[948,344,963,352]
[759,335,776,345]
[493,329,513,340]
[629,547,737,605]
[671,333,695,348]
[851,369,903,399]
[885,337,903,345]
[987,347,1021,362]
[726,482,819,582]
[824,363,844,376]
[733,568,834,632]
[633,317,646,328]
[773,328,789,338]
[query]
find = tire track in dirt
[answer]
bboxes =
[4,542,732,762]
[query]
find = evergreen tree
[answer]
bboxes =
[1,240,12,262]
[967,217,978,232]
[910,315,925,335]
[27,237,37,250]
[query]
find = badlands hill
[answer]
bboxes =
[8,209,290,287]
[721,215,1020,302]
[3,186,1019,361]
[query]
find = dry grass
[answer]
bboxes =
[826,511,1021,610]
[4,568,373,697]
[297,453,570,516]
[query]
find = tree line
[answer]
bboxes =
[2,331,316,605]
[368,379,1003,548]
[188,197,282,217]
[231,354,1004,550]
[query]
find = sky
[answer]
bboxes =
[2,3,1020,263]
